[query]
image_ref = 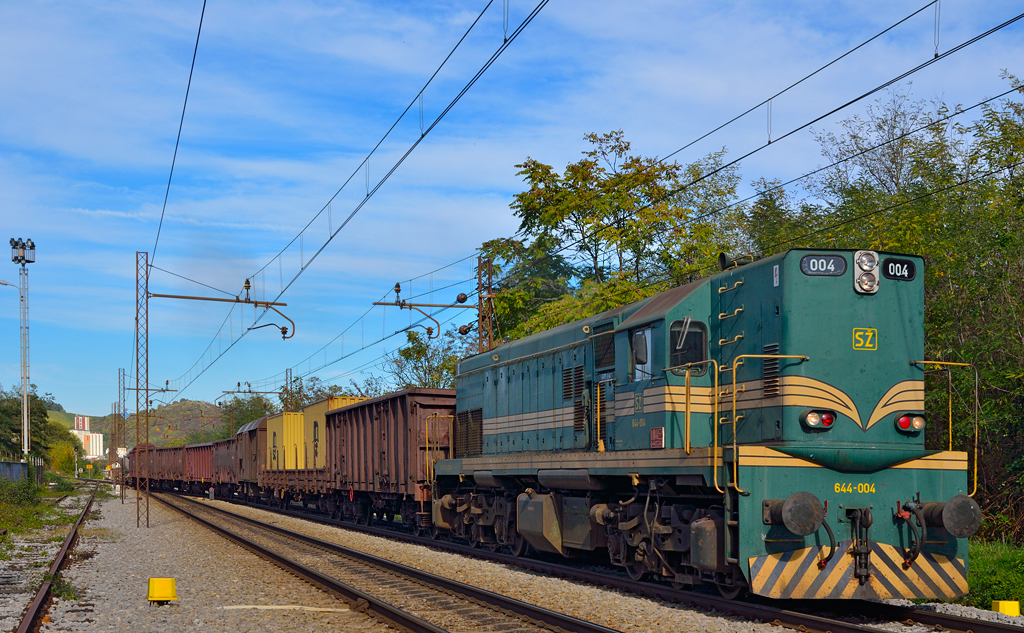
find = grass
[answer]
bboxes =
[960,540,1024,609]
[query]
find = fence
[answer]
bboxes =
[0,457,45,485]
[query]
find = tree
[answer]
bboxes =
[490,131,742,338]
[381,329,470,390]
[219,394,278,432]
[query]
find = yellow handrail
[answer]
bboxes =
[664,359,721,493]
[596,378,615,453]
[910,360,980,497]
[728,354,809,494]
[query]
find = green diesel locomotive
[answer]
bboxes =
[434,247,981,599]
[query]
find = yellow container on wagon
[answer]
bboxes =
[301,396,367,470]
[266,412,303,470]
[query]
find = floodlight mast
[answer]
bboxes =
[6,238,35,460]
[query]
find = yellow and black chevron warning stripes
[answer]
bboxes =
[748,540,967,599]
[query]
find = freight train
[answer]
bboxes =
[130,247,982,601]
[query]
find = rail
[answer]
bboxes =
[160,494,622,633]
[183,492,907,633]
[16,483,97,633]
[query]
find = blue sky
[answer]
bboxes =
[0,0,1020,416]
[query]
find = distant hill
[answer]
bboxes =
[47,410,76,428]
[88,399,225,447]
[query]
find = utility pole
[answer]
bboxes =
[8,238,35,460]
[136,252,149,528]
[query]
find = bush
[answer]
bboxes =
[0,476,39,505]
[51,477,75,493]
[960,541,1024,608]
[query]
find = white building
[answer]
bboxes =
[70,416,105,459]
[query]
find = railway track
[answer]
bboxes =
[16,483,98,633]
[156,492,626,633]
[191,492,1024,633]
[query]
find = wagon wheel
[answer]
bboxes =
[509,533,529,558]
[625,547,650,581]
[469,524,483,548]
[428,525,441,540]
[360,509,372,526]
[669,578,693,591]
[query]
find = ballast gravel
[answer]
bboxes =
[38,493,391,633]
[196,497,778,633]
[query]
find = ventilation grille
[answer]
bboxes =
[594,323,615,368]
[454,408,483,457]
[597,383,611,442]
[763,344,780,397]
[563,365,586,431]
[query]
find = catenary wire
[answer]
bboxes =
[164,1,549,400]
[149,264,235,297]
[151,0,208,268]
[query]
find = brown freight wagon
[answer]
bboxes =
[184,443,213,494]
[152,446,186,489]
[326,388,454,528]
[211,438,237,496]
[236,416,267,500]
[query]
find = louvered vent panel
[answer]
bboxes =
[594,333,615,368]
[573,400,586,432]
[763,344,780,397]
[562,367,574,400]
[454,410,470,457]
[573,365,584,397]
[467,408,483,457]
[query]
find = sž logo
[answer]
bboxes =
[852,328,877,350]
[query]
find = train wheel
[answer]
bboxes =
[625,548,650,581]
[429,525,441,540]
[509,533,529,558]
[469,524,482,548]
[716,583,745,600]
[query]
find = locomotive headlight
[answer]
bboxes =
[911,415,926,430]
[854,250,880,294]
[800,410,837,430]
[856,272,878,292]
[856,251,878,271]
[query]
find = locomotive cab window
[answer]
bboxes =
[669,318,708,376]
[631,327,654,382]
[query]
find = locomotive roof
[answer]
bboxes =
[457,294,651,374]
[615,277,706,333]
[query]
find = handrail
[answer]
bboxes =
[910,360,980,497]
[595,378,616,453]
[728,354,809,494]
[718,279,744,294]
[664,359,721,493]
[718,307,744,320]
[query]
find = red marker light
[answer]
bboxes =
[821,412,835,427]
[897,415,912,430]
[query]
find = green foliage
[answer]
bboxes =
[958,540,1024,608]
[0,383,55,461]
[48,441,79,475]
[490,130,742,339]
[0,476,39,505]
[279,377,352,411]
[383,329,472,390]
